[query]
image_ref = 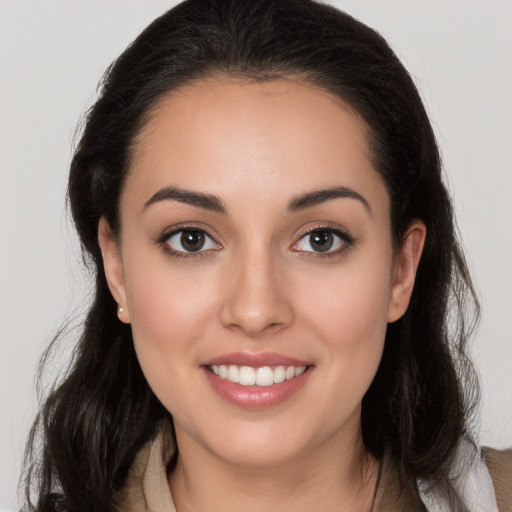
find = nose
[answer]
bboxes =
[219,248,294,338]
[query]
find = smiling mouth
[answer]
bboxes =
[208,364,308,387]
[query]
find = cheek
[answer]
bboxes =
[121,248,220,398]
[128,272,211,341]
[299,257,392,342]
[295,255,392,397]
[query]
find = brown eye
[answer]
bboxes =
[165,229,218,253]
[180,230,205,252]
[292,227,352,254]
[309,231,334,252]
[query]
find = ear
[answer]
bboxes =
[387,220,426,323]
[98,216,131,323]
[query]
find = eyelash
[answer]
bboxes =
[291,224,355,259]
[157,223,219,260]
[156,223,355,260]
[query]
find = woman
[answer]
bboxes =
[22,0,511,511]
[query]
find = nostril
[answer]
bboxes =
[219,281,294,336]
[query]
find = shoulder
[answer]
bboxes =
[417,440,509,512]
[482,447,512,512]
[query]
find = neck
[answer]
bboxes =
[169,423,380,512]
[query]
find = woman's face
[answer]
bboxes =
[100,77,424,467]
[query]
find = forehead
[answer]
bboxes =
[125,77,388,213]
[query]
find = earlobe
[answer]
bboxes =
[98,216,131,323]
[387,220,426,323]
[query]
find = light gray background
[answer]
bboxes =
[1,1,511,509]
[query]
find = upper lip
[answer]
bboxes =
[202,351,311,367]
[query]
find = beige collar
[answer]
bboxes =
[114,422,424,512]
[115,421,177,512]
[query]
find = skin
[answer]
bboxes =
[99,77,425,512]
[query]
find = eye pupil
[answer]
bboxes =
[310,231,333,252]
[181,230,205,252]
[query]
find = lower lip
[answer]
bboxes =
[203,367,313,408]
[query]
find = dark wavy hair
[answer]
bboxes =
[23,0,480,510]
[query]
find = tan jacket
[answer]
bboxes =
[115,422,512,512]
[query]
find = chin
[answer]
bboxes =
[216,437,307,468]
[193,416,331,468]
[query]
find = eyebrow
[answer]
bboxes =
[143,184,370,215]
[287,186,371,214]
[143,186,227,214]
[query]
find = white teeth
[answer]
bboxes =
[210,364,307,386]
[295,366,306,377]
[239,366,256,385]
[273,365,286,383]
[227,365,239,382]
[255,366,274,386]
